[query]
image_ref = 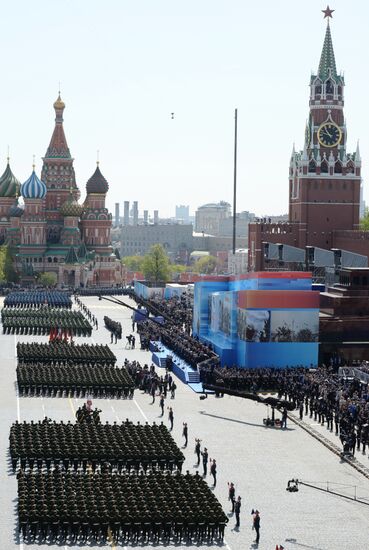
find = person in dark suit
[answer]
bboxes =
[182,423,188,447]
[201,447,208,476]
[168,407,174,431]
[228,482,235,512]
[210,458,217,486]
[234,496,241,527]
[195,439,201,465]
[252,509,260,543]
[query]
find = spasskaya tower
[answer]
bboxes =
[249,6,363,271]
[289,5,361,248]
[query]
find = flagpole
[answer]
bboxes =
[232,108,238,255]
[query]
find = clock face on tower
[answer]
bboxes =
[317,122,342,147]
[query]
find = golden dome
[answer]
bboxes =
[53,94,65,110]
[60,190,83,217]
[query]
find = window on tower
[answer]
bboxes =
[334,161,342,174]
[309,160,316,173]
[325,79,334,96]
[321,160,329,174]
[347,162,355,174]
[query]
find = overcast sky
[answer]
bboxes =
[0,0,367,218]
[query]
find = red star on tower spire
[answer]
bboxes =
[322,5,334,19]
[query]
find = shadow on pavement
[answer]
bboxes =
[199,411,295,430]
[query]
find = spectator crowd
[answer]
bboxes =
[200,363,369,454]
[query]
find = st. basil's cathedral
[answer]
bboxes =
[0,94,121,287]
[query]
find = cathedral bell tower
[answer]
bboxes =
[289,6,361,250]
[41,94,78,243]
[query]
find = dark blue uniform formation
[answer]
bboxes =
[4,291,72,308]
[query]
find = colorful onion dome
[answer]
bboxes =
[9,197,24,217]
[21,169,47,199]
[86,164,109,194]
[60,191,83,217]
[0,162,21,198]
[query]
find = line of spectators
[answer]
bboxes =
[134,294,193,333]
[199,363,369,455]
[136,321,216,369]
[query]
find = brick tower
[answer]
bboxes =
[41,94,78,243]
[289,10,361,249]
[248,8,362,271]
[80,164,115,286]
[19,167,47,253]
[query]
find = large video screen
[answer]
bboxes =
[219,294,231,336]
[239,309,271,342]
[270,310,319,342]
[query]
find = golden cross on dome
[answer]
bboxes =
[7,145,10,164]
[96,149,100,166]
[32,154,35,170]
[322,5,334,19]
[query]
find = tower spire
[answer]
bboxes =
[318,8,337,80]
[355,140,361,164]
[44,94,71,159]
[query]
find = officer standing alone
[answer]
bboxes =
[182,423,188,447]
[201,447,208,476]
[235,496,241,528]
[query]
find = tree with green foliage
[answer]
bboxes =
[122,255,145,272]
[360,207,369,230]
[37,272,57,287]
[193,255,218,274]
[0,245,18,283]
[171,264,187,274]
[143,244,171,284]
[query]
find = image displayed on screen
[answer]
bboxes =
[210,295,219,331]
[270,310,319,342]
[209,295,214,326]
[220,295,231,335]
[243,309,271,342]
[148,288,164,300]
[237,309,247,340]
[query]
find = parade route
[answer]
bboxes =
[1,296,369,550]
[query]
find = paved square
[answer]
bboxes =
[1,296,369,550]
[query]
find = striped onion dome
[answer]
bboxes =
[21,169,47,199]
[0,162,20,198]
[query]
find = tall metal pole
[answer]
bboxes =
[232,108,238,254]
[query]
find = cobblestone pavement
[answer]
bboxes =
[1,296,369,550]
